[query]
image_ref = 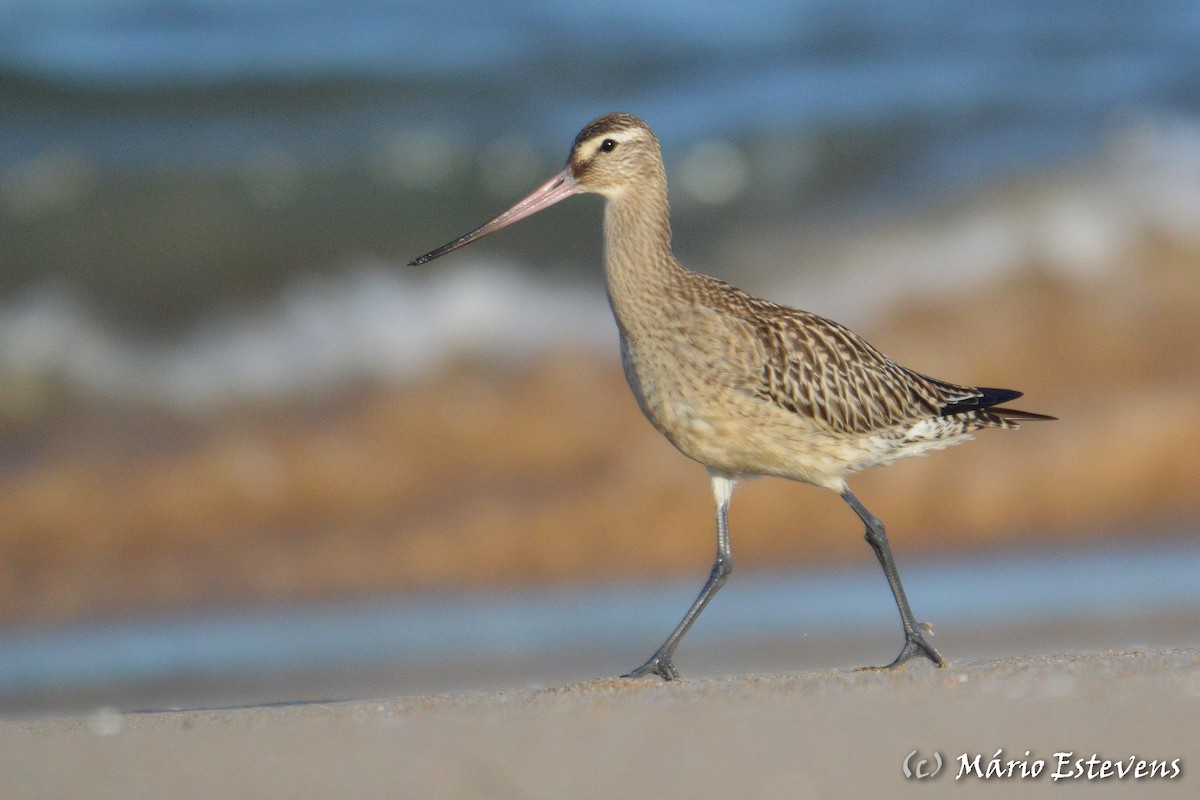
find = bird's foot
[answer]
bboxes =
[857,622,947,671]
[622,652,681,681]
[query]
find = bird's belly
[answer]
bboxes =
[667,404,865,487]
[621,344,836,485]
[620,338,957,489]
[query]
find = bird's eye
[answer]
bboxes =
[599,138,618,153]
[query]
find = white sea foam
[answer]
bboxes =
[0,262,615,412]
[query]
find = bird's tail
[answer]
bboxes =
[977,389,1057,428]
[939,385,1057,428]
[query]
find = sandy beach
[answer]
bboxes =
[4,647,1197,799]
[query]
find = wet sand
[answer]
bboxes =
[4,647,1197,799]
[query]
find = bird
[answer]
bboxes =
[410,113,1054,680]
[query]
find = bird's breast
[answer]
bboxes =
[615,314,756,459]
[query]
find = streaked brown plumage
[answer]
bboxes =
[411,112,1053,680]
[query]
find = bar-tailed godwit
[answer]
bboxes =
[411,113,1053,680]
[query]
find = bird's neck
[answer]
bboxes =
[602,178,683,323]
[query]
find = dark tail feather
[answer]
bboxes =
[938,386,1021,415]
[938,385,1057,421]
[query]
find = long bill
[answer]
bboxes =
[408,169,579,266]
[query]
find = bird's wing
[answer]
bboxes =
[746,302,983,435]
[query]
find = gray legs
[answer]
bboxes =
[841,488,946,669]
[624,472,735,681]
[624,479,944,681]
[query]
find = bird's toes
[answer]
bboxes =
[856,627,946,671]
[622,654,681,681]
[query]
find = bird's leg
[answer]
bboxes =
[624,473,735,681]
[840,489,947,669]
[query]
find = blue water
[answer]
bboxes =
[2,536,1197,709]
[3,0,1199,171]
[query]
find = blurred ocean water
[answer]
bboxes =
[3,0,1200,407]
[4,534,1199,712]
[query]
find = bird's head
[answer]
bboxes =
[409,113,659,266]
